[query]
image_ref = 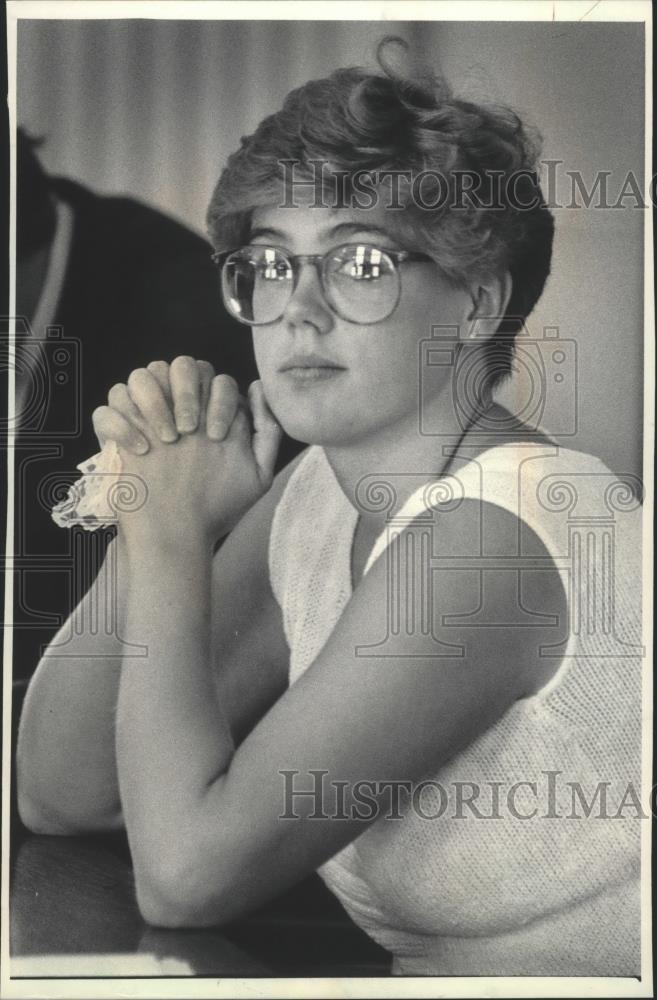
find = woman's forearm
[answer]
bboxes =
[16,536,129,832]
[115,529,235,919]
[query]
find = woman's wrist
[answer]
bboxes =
[119,521,215,567]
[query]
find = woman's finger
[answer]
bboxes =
[226,404,252,447]
[207,374,240,441]
[126,368,178,443]
[92,405,150,454]
[170,355,201,434]
[248,380,282,486]
[196,360,216,428]
[107,382,143,424]
[146,361,173,405]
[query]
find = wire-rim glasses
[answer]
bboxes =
[211,243,433,326]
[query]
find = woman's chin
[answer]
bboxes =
[277,413,360,448]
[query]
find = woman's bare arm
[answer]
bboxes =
[15,452,302,834]
[16,534,128,833]
[115,489,567,928]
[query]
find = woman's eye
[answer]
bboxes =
[340,259,382,280]
[257,262,291,281]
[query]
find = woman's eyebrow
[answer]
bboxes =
[327,221,396,241]
[247,222,397,244]
[248,227,288,242]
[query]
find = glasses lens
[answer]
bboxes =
[222,247,293,324]
[324,245,399,323]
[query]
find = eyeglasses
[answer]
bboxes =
[211,243,433,326]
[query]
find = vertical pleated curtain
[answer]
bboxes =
[17,20,433,233]
[15,18,646,479]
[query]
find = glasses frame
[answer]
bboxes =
[211,242,434,326]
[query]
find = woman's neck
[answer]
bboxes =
[324,398,487,532]
[322,394,544,534]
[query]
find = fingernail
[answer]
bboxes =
[177,411,198,433]
[133,438,150,455]
[160,427,179,443]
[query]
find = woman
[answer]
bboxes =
[17,47,643,976]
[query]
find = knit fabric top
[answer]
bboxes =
[268,442,644,976]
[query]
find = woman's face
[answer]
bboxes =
[247,203,474,446]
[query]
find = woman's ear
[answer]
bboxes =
[465,272,513,339]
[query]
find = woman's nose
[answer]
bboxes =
[283,262,334,334]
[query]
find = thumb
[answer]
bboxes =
[248,381,282,486]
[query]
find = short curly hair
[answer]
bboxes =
[207,40,554,389]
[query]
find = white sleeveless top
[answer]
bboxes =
[269,442,644,976]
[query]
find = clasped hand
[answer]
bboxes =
[92,357,282,548]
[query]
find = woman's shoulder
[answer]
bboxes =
[349,478,569,700]
[463,437,643,539]
[443,421,640,517]
[459,410,623,476]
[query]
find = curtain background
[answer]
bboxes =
[16,18,646,480]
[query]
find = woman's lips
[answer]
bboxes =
[280,366,347,383]
[278,355,347,383]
